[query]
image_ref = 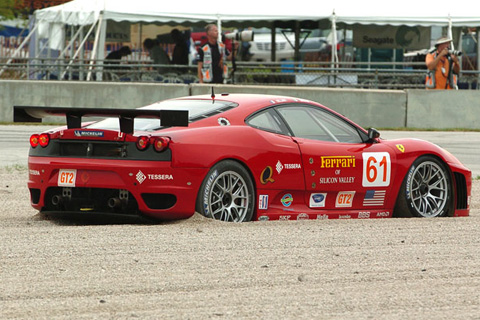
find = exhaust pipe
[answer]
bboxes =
[51,195,62,206]
[108,197,121,209]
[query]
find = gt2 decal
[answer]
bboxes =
[362,152,391,187]
[335,191,355,208]
[58,169,76,187]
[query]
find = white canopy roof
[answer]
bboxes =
[34,0,328,27]
[34,0,480,28]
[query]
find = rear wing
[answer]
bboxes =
[14,106,189,134]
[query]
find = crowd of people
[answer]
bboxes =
[104,25,462,89]
[104,28,192,81]
[104,25,243,84]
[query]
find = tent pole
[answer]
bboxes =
[271,22,276,62]
[294,20,300,62]
[79,26,84,80]
[138,22,143,60]
[87,13,104,81]
[60,19,98,80]
[330,11,338,70]
[95,15,107,81]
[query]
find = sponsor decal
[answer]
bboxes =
[376,211,390,217]
[297,213,309,220]
[270,98,288,104]
[136,170,146,184]
[258,216,269,221]
[396,144,405,153]
[319,177,355,184]
[258,195,269,210]
[260,166,275,184]
[362,152,391,187]
[147,174,173,180]
[29,169,40,176]
[363,190,386,206]
[335,191,355,208]
[309,193,327,208]
[276,160,302,174]
[279,215,291,220]
[339,215,351,219]
[281,193,293,207]
[316,214,329,220]
[74,130,104,137]
[321,156,355,168]
[358,212,370,219]
[58,169,77,187]
[276,161,283,174]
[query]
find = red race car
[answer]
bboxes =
[15,93,471,221]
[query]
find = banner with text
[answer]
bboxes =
[353,25,430,49]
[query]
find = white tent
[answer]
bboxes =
[27,0,480,78]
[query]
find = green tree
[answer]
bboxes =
[0,0,22,21]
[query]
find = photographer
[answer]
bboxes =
[425,37,461,89]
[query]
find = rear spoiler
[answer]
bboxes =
[13,106,189,134]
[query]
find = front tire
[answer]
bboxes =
[395,156,452,218]
[196,160,255,222]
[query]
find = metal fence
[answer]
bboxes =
[0,57,479,90]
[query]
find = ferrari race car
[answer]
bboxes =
[15,93,471,222]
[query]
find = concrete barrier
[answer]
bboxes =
[406,89,480,129]
[0,80,190,123]
[1,80,479,129]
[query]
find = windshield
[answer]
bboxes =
[86,99,237,132]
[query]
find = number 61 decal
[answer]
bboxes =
[362,152,391,187]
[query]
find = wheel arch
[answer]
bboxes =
[194,157,257,215]
[393,153,455,217]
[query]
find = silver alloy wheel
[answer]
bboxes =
[407,160,449,217]
[206,171,250,222]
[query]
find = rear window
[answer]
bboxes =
[86,99,237,132]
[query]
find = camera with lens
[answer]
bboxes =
[449,50,462,56]
[225,30,254,42]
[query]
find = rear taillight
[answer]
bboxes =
[153,137,170,152]
[39,133,50,147]
[30,133,50,148]
[136,136,150,151]
[30,134,39,148]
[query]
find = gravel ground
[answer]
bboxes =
[1,167,479,319]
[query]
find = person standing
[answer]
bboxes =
[171,29,189,66]
[197,24,231,84]
[143,38,171,74]
[425,37,461,89]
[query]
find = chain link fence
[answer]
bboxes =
[0,57,479,90]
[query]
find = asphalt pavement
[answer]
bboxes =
[1,125,479,177]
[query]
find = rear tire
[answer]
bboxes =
[196,160,255,222]
[394,156,452,218]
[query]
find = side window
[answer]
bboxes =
[276,105,364,143]
[246,109,288,135]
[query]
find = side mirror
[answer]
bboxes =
[367,128,380,142]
